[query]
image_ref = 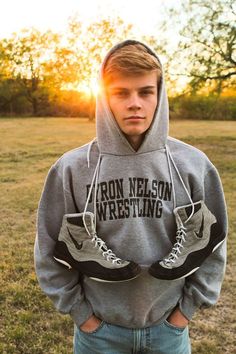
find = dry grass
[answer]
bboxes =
[0,117,235,353]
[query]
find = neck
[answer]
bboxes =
[125,134,144,151]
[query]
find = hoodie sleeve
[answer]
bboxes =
[34,163,93,328]
[179,165,228,320]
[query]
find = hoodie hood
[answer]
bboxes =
[96,40,169,155]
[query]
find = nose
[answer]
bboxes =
[127,92,142,111]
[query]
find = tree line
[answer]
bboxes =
[0,18,133,118]
[0,0,235,119]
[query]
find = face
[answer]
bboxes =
[106,71,158,150]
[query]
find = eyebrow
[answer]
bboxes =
[109,85,156,91]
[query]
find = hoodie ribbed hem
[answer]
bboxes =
[70,299,93,328]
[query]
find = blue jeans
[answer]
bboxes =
[73,320,191,354]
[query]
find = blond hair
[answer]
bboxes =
[104,43,162,85]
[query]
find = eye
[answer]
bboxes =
[114,91,128,97]
[140,90,154,96]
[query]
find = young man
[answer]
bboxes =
[34,40,227,353]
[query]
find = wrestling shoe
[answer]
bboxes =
[53,211,141,282]
[149,200,225,280]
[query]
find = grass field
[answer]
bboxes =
[0,118,235,354]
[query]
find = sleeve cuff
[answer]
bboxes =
[70,299,93,328]
[179,295,200,321]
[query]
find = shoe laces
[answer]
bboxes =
[163,225,187,265]
[91,233,122,265]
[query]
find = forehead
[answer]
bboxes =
[105,71,158,90]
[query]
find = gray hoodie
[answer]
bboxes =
[34,40,227,329]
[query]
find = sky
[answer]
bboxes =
[0,0,180,39]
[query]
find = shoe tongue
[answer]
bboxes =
[176,202,202,225]
[67,213,95,235]
[67,216,84,226]
[178,203,201,220]
[82,213,96,235]
[176,208,188,223]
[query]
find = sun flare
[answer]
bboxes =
[77,78,100,97]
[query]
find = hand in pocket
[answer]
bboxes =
[79,315,102,333]
[167,308,189,329]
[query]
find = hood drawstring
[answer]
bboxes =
[83,139,101,231]
[164,145,195,266]
[87,137,97,169]
[165,145,195,223]
[83,140,122,265]
[83,153,101,230]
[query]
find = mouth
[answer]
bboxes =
[124,116,145,120]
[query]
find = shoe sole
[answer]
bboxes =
[212,239,225,252]
[89,274,141,283]
[149,223,226,280]
[54,254,140,282]
[53,241,141,282]
[53,256,72,269]
[171,267,200,280]
[155,240,225,281]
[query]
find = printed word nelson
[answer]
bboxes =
[86,177,172,221]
